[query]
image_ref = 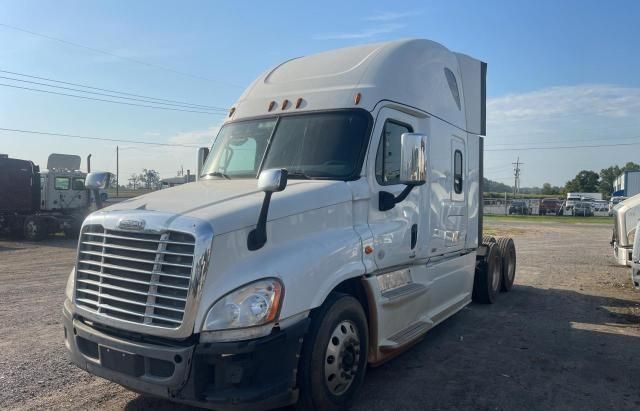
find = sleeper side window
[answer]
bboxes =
[454,150,463,194]
[375,121,412,185]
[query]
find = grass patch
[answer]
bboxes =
[484,214,613,225]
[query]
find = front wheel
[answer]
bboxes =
[23,216,47,241]
[297,293,368,410]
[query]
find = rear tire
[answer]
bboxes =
[23,216,47,241]
[297,293,368,411]
[482,235,496,245]
[496,237,517,292]
[473,243,502,304]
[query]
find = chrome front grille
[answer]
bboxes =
[75,224,195,328]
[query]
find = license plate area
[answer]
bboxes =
[100,346,144,377]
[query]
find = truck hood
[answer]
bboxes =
[104,179,354,235]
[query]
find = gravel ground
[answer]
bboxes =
[1,220,639,410]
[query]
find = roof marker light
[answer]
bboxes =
[228,107,236,117]
[281,99,289,110]
[268,101,276,112]
[354,92,362,105]
[295,98,303,109]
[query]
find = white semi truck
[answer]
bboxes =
[611,193,640,267]
[63,39,517,410]
[0,153,91,240]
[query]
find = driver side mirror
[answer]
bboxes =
[379,133,427,212]
[258,168,288,192]
[85,171,112,210]
[85,171,112,190]
[399,133,427,185]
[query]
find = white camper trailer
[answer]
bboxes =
[63,39,517,410]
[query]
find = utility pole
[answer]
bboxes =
[512,157,523,197]
[116,146,119,198]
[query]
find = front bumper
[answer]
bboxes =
[63,302,309,410]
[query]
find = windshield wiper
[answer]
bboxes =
[287,170,312,180]
[207,171,231,180]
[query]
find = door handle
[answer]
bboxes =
[411,224,418,250]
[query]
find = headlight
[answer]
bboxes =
[203,278,283,332]
[65,267,76,301]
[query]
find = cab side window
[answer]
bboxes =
[454,150,463,194]
[375,121,412,185]
[55,177,70,190]
[72,178,85,190]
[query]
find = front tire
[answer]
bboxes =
[297,293,368,410]
[23,216,47,241]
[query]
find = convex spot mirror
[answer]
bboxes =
[258,168,288,192]
[399,133,427,186]
[85,171,112,190]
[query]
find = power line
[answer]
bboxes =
[0,22,243,88]
[486,141,640,151]
[0,69,227,110]
[0,127,204,148]
[0,74,228,111]
[0,83,227,115]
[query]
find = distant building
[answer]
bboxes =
[160,174,196,189]
[613,170,640,197]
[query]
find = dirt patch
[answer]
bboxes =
[1,221,639,410]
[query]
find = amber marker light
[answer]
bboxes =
[281,99,289,110]
[364,245,374,255]
[265,280,283,322]
[268,101,276,112]
[295,97,303,108]
[354,92,362,105]
[228,107,236,117]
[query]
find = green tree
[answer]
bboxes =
[565,170,600,193]
[621,161,640,173]
[599,165,621,198]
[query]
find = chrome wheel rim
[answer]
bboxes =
[324,320,360,396]
[26,221,37,237]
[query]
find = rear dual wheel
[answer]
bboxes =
[473,236,517,303]
[496,237,517,292]
[473,242,502,304]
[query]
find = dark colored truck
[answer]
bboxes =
[0,154,89,240]
[539,198,562,215]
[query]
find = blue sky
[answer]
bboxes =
[1,0,639,187]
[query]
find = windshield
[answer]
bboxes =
[200,110,371,180]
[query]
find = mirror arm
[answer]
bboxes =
[379,182,425,212]
[92,188,104,209]
[247,191,273,251]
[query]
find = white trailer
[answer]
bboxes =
[64,39,516,410]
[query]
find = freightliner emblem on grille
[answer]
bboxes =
[117,218,146,231]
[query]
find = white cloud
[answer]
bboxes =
[363,11,422,22]
[488,84,640,124]
[314,24,404,40]
[484,84,640,186]
[167,125,221,146]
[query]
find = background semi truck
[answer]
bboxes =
[63,39,517,410]
[611,193,640,267]
[0,153,92,240]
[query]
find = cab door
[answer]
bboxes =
[367,108,422,270]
